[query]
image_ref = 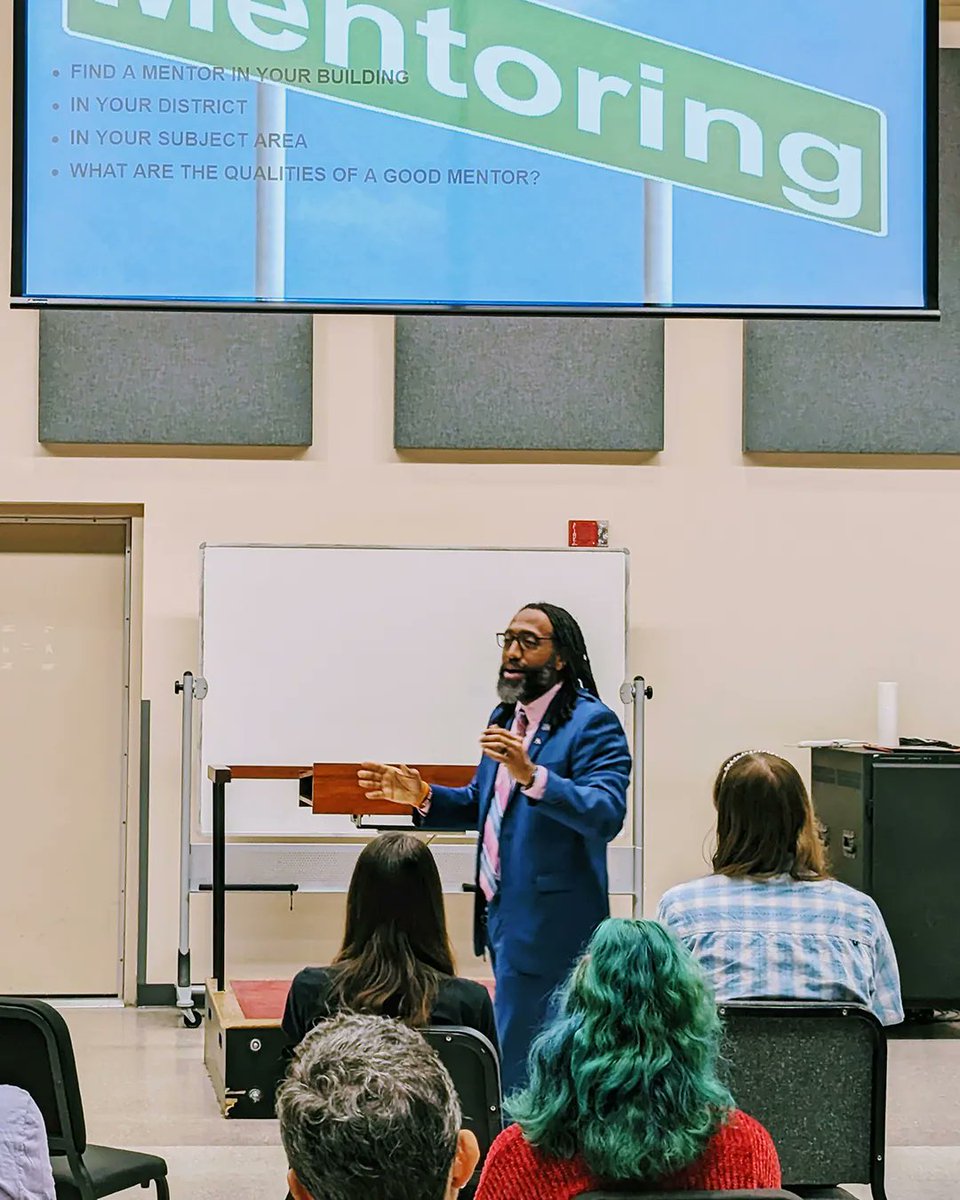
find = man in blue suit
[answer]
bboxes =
[359,603,632,1094]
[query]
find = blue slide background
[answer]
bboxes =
[21,0,928,308]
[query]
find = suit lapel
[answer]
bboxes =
[527,716,556,765]
[527,689,566,765]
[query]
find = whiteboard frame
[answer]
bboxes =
[191,542,637,899]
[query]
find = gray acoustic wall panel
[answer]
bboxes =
[744,51,954,455]
[395,317,663,452]
[39,311,313,446]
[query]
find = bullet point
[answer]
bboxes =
[52,169,59,176]
[52,136,59,144]
[52,69,59,77]
[52,103,60,111]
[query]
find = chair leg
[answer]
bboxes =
[66,1152,97,1200]
[155,1176,170,1200]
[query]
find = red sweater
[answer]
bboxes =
[474,1109,781,1200]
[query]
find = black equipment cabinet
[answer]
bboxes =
[811,746,960,1010]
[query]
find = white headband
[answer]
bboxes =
[720,749,777,783]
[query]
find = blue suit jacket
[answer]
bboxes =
[420,688,632,978]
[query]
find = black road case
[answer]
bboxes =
[811,746,960,1010]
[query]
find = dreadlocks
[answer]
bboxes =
[521,602,600,727]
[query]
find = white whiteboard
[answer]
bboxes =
[198,545,629,836]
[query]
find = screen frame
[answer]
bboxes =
[9,0,941,319]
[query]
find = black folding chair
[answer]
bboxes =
[0,997,169,1200]
[719,1002,887,1200]
[421,1026,502,1199]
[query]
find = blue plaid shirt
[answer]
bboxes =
[656,873,904,1025]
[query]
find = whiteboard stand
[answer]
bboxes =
[174,670,207,1027]
[621,674,654,918]
[183,543,636,996]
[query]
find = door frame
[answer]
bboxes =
[0,503,144,1000]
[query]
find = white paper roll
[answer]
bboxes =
[877,682,899,747]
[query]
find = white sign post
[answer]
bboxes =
[255,82,286,301]
[644,179,674,306]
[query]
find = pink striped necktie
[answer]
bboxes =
[478,708,529,903]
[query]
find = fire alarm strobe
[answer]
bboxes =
[568,520,609,548]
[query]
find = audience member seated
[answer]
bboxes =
[279,1012,480,1200]
[282,832,497,1049]
[475,918,781,1200]
[657,749,904,1025]
[0,1085,54,1200]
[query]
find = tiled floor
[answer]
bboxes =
[58,1005,960,1200]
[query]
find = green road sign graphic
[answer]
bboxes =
[65,0,887,234]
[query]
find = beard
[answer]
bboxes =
[496,661,560,705]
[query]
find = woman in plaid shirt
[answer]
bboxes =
[657,751,903,1025]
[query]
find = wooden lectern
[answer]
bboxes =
[201,763,472,1118]
[301,762,477,813]
[202,759,476,1115]
[205,761,475,991]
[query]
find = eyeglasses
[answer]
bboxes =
[496,631,555,651]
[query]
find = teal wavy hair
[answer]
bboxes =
[507,918,734,1182]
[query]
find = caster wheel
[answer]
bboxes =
[182,1007,203,1029]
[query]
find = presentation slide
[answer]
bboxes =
[17,0,929,310]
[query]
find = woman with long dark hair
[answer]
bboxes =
[282,832,497,1048]
[475,918,780,1198]
[657,750,903,1024]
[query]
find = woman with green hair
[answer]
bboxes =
[475,918,780,1198]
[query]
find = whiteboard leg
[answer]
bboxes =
[174,671,207,1013]
[175,672,194,1011]
[621,675,653,918]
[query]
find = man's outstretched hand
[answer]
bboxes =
[357,762,425,808]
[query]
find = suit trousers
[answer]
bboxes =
[486,896,560,1097]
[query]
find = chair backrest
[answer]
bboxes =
[718,1002,885,1190]
[0,997,87,1156]
[578,1191,803,1199]
[421,1026,502,1172]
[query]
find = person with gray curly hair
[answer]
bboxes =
[277,1012,480,1200]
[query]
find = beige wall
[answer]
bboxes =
[3,17,959,989]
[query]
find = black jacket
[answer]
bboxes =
[281,964,499,1053]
